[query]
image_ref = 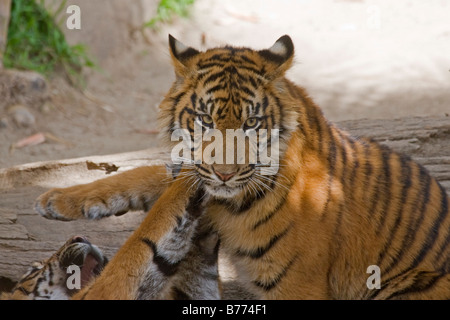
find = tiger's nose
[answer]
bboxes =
[71,235,88,244]
[214,169,237,182]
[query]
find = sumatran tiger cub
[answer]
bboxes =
[35,35,450,299]
[1,235,108,300]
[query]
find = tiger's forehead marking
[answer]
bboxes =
[192,47,267,124]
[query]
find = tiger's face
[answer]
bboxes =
[4,236,107,300]
[160,35,299,199]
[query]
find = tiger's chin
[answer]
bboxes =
[204,184,243,199]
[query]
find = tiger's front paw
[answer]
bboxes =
[34,186,130,221]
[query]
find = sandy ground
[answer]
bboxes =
[1,0,449,169]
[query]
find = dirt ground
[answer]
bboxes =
[1,0,449,169]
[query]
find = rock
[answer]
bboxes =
[7,104,36,128]
[0,69,48,111]
[0,116,8,129]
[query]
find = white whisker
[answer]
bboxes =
[254,173,290,192]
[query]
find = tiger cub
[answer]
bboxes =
[1,235,107,300]
[36,35,450,299]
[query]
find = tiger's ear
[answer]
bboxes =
[258,35,294,80]
[169,34,200,77]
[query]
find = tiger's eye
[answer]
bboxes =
[200,114,214,127]
[244,117,259,130]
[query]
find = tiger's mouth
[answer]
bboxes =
[203,183,243,198]
[59,236,107,289]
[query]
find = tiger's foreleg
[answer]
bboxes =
[73,175,220,300]
[35,165,169,221]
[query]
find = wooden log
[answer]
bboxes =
[0,116,449,296]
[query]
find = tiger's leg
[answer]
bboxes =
[35,165,169,221]
[168,216,222,300]
[72,175,215,300]
[370,269,450,300]
[398,273,450,300]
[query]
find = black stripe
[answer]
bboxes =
[197,165,212,175]
[169,92,187,128]
[13,284,32,296]
[384,271,445,300]
[231,194,263,214]
[178,105,195,129]
[190,92,197,109]
[235,226,290,259]
[375,147,392,235]
[253,254,298,291]
[236,64,264,77]
[208,98,217,115]
[326,125,337,175]
[197,171,214,182]
[198,97,207,113]
[47,263,54,286]
[202,71,225,86]
[410,184,449,269]
[238,166,254,178]
[141,195,151,212]
[32,272,46,296]
[141,238,180,277]
[78,289,89,300]
[209,53,229,62]
[19,268,43,283]
[261,95,269,112]
[175,215,183,228]
[248,76,258,89]
[254,102,261,115]
[240,85,255,97]
[197,61,225,70]
[435,230,450,268]
[252,196,286,230]
[362,141,373,200]
[224,65,238,76]
[172,287,191,300]
[238,54,257,66]
[376,156,412,269]
[434,190,450,266]
[206,84,224,95]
